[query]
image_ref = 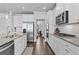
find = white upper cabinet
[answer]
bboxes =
[0,13,12,33]
[56,3,79,23]
[13,15,23,27]
[67,4,79,23]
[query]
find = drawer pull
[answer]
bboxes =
[65,45,68,46]
[65,49,70,53]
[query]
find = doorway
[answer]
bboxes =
[36,19,45,39]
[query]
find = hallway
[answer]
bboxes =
[32,37,55,55]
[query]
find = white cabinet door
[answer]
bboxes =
[47,35,79,55]
[63,40,79,55]
[48,35,55,51]
[53,37,60,54]
[49,36,76,55]
[23,35,27,48]
[14,35,27,55]
[14,37,23,55]
[48,35,60,54]
[52,36,69,55]
[56,38,72,55]
[58,38,78,55]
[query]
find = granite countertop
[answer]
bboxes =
[50,33,79,47]
[0,33,26,46]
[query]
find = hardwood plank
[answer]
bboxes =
[32,37,55,55]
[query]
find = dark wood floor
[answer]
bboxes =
[32,37,55,55]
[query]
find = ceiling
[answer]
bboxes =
[0,3,56,14]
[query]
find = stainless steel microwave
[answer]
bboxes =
[56,10,69,25]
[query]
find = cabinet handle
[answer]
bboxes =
[65,49,70,53]
[65,45,68,46]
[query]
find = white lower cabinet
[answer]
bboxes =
[14,35,27,55]
[48,35,79,55]
[48,35,60,54]
[63,41,79,55]
[56,38,75,55]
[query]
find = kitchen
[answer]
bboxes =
[0,3,56,55]
[48,3,79,55]
[0,3,79,55]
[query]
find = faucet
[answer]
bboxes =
[7,26,12,37]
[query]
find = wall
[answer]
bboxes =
[0,14,8,33]
[0,12,13,34]
[13,14,34,32]
[13,14,22,27]
[22,14,34,22]
[14,14,34,27]
[34,12,46,19]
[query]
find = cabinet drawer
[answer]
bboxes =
[14,35,27,55]
[56,38,76,55]
[48,35,79,55]
[64,46,76,55]
[65,42,79,54]
[58,38,79,54]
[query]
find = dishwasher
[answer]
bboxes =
[0,40,14,55]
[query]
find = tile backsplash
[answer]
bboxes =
[58,24,79,37]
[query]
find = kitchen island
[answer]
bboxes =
[0,33,27,55]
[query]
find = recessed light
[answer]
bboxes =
[56,7,61,10]
[42,7,46,10]
[22,7,25,9]
[6,15,8,19]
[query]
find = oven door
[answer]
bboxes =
[0,41,14,55]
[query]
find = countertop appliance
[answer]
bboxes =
[56,10,69,25]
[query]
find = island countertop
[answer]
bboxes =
[0,33,26,46]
